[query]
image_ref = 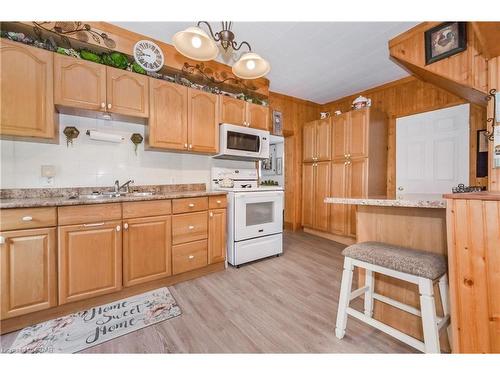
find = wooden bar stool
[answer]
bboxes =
[335,241,450,353]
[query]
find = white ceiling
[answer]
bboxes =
[113,22,418,104]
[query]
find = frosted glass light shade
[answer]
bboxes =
[172,26,219,61]
[232,52,270,79]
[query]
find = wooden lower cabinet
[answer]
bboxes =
[172,239,208,275]
[0,227,57,319]
[302,163,315,227]
[301,162,330,231]
[58,221,122,305]
[123,215,171,287]
[208,209,226,264]
[329,162,347,235]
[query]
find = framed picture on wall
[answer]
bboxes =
[424,22,467,65]
[276,157,283,175]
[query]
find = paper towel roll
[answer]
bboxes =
[86,130,124,143]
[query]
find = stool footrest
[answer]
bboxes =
[346,307,425,352]
[372,293,421,317]
[349,286,369,301]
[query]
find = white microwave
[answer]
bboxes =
[214,123,270,160]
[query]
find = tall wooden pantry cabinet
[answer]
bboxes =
[302,108,388,242]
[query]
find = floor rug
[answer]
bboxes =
[7,287,181,353]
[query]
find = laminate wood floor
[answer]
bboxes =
[0,231,417,353]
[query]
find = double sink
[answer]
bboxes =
[73,191,156,200]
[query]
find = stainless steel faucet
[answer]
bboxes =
[114,179,134,193]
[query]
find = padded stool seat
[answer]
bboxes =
[342,241,447,280]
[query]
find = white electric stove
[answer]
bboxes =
[211,167,284,267]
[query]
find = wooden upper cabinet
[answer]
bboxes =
[54,53,106,111]
[0,39,56,140]
[106,67,149,118]
[302,163,315,228]
[315,118,331,161]
[58,221,122,305]
[208,209,226,264]
[123,215,171,287]
[314,161,331,232]
[246,102,269,130]
[0,227,57,319]
[303,121,316,162]
[220,96,246,125]
[148,79,188,151]
[348,109,369,158]
[188,89,219,153]
[331,113,348,160]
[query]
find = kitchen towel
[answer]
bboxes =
[6,287,181,353]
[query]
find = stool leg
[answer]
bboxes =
[418,278,440,353]
[335,257,354,339]
[364,269,375,317]
[438,274,452,349]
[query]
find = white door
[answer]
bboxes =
[234,191,284,241]
[396,104,469,194]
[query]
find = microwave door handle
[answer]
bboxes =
[257,136,261,153]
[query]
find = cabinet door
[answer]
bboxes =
[123,216,171,287]
[314,161,331,232]
[348,109,369,158]
[220,96,246,125]
[331,113,348,160]
[329,162,348,236]
[188,89,219,153]
[316,118,332,161]
[148,79,188,150]
[208,209,226,264]
[58,221,122,304]
[302,163,315,228]
[0,228,57,319]
[246,102,269,130]
[346,158,368,237]
[302,121,316,162]
[54,53,106,111]
[0,39,56,139]
[106,67,149,118]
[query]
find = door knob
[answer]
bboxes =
[116,225,121,232]
[107,103,112,109]
[209,212,214,218]
[184,143,188,148]
[101,102,106,109]
[124,223,129,230]
[188,144,192,149]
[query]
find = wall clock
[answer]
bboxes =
[133,40,164,72]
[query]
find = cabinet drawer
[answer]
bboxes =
[209,195,227,209]
[122,200,171,219]
[58,203,122,225]
[172,197,208,214]
[172,211,208,245]
[0,207,57,231]
[172,239,208,275]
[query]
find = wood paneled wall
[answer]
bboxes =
[389,22,488,105]
[488,57,500,192]
[268,92,320,230]
[321,76,487,196]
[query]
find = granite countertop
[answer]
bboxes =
[0,184,227,209]
[324,194,446,209]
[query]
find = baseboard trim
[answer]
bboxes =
[303,228,356,246]
[0,262,225,334]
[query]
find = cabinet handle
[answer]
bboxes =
[116,225,121,232]
[188,255,195,260]
[184,143,188,148]
[0,236,5,245]
[188,203,195,208]
[101,102,106,109]
[83,222,105,227]
[188,225,195,230]
[188,144,192,149]
[124,223,129,230]
[107,103,112,109]
[209,212,214,218]
[21,216,33,221]
[216,200,221,204]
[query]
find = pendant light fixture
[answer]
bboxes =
[172,21,270,79]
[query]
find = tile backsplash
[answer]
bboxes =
[0,114,252,188]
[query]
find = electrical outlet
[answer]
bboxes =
[41,176,55,187]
